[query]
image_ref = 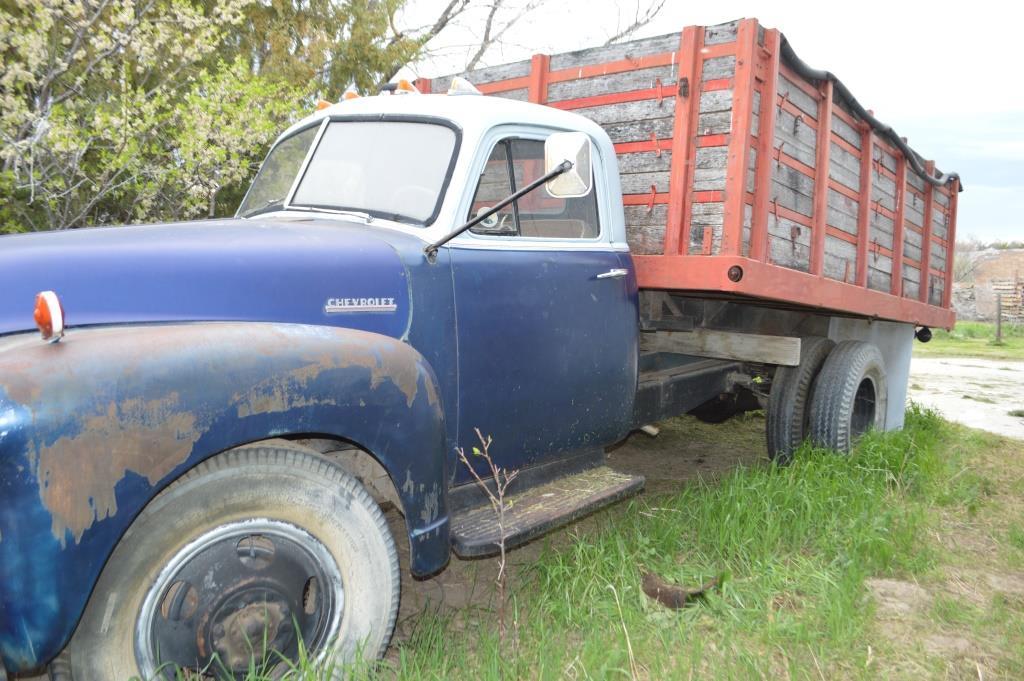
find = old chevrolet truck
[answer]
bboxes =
[0,19,959,679]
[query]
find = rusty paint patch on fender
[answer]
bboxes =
[36,393,199,545]
[0,322,441,545]
[234,343,426,416]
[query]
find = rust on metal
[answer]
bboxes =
[0,322,439,546]
[36,394,200,544]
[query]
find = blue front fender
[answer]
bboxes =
[0,322,448,672]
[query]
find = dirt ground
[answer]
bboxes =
[389,414,768,650]
[908,357,1024,439]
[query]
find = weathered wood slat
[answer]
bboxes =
[620,171,670,194]
[492,88,529,101]
[697,111,731,136]
[767,213,811,271]
[827,188,859,235]
[688,202,724,254]
[747,148,757,194]
[549,33,680,71]
[829,142,860,190]
[641,328,802,365]
[823,234,857,282]
[603,118,675,144]
[904,194,924,227]
[778,75,818,118]
[699,89,733,114]
[694,146,728,191]
[573,98,675,126]
[625,204,668,255]
[617,150,672,174]
[871,171,897,211]
[775,107,817,167]
[703,20,739,45]
[702,56,736,81]
[772,161,815,216]
[547,65,676,102]
[869,210,895,250]
[830,112,861,149]
[931,241,947,272]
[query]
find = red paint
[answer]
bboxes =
[665,26,703,256]
[456,17,958,326]
[528,54,550,104]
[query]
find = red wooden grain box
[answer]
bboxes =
[420,18,960,328]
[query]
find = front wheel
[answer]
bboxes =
[65,443,400,680]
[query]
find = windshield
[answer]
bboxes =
[237,126,318,217]
[239,119,458,224]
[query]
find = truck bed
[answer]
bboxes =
[420,18,959,328]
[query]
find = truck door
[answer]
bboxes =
[450,134,637,482]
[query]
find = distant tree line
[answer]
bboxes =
[0,0,664,233]
[958,237,1024,252]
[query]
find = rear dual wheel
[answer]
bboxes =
[767,338,887,461]
[808,341,888,452]
[65,444,400,680]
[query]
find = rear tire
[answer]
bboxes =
[766,336,834,464]
[65,443,400,680]
[808,340,888,452]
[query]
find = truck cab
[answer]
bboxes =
[0,91,649,679]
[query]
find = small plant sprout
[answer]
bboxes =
[455,428,520,645]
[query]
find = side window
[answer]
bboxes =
[469,143,517,235]
[468,137,600,239]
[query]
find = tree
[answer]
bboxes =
[0,0,667,233]
[0,0,258,231]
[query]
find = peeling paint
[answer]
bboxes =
[419,482,440,525]
[36,393,199,545]
[0,322,444,547]
[233,341,427,416]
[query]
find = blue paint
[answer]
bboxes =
[450,245,638,481]
[0,322,448,671]
[0,220,410,339]
[0,218,641,672]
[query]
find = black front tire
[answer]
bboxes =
[64,443,400,680]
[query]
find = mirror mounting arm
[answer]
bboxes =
[424,160,572,262]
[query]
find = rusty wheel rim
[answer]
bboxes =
[135,518,344,679]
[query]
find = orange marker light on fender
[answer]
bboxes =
[34,290,65,342]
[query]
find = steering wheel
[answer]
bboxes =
[476,207,512,233]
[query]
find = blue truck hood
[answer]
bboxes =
[0,218,413,338]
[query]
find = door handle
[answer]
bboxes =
[595,268,628,279]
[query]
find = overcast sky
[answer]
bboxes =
[404,0,1022,243]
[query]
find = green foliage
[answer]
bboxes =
[916,321,1024,360]
[232,0,423,95]
[0,0,423,233]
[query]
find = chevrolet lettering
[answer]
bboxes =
[324,297,398,313]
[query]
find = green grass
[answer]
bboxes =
[202,407,1024,680]
[914,321,1024,360]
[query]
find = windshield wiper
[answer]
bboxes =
[284,205,375,223]
[424,160,572,261]
[240,198,286,218]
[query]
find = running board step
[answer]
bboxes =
[450,466,645,558]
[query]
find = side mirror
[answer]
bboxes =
[544,132,593,198]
